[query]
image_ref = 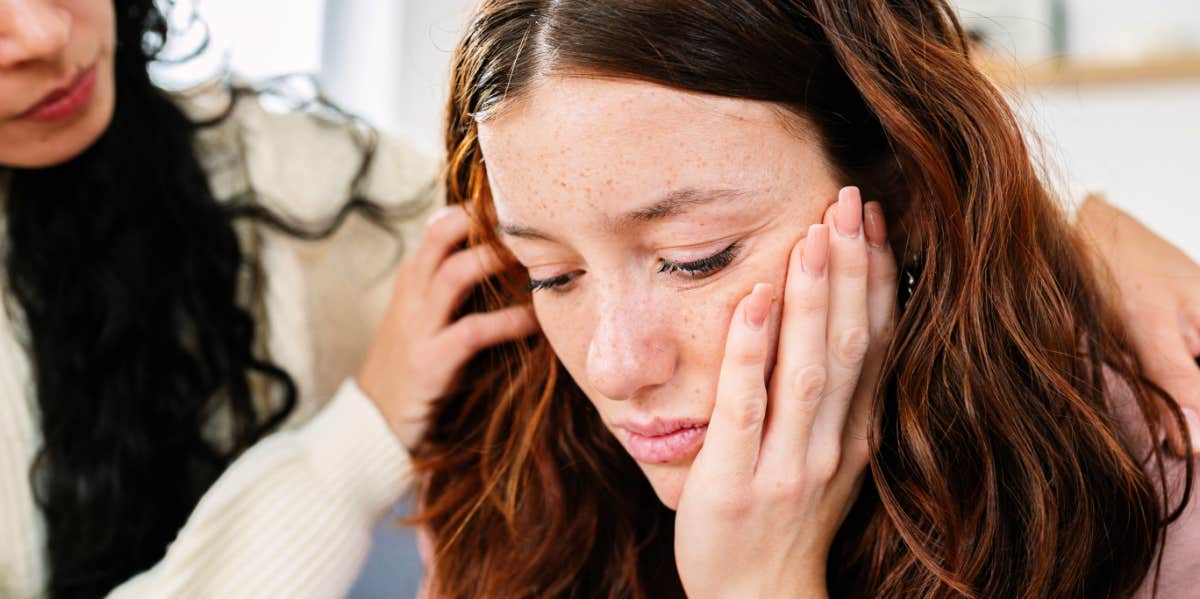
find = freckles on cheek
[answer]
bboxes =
[676,285,749,370]
[533,301,590,368]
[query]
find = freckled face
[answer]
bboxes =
[478,76,841,508]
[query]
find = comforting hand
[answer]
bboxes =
[358,206,538,449]
[674,187,897,598]
[1076,196,1200,455]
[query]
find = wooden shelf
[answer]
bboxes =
[976,53,1200,89]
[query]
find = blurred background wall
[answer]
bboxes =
[166,0,1200,260]
[156,1,1200,596]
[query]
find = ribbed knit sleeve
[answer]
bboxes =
[107,380,412,599]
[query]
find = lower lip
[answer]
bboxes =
[621,425,708,464]
[22,66,98,123]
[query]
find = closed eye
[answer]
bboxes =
[658,242,741,279]
[527,272,576,293]
[526,242,742,294]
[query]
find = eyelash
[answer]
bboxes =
[527,273,575,293]
[658,242,741,278]
[526,242,742,293]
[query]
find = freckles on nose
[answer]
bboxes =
[584,305,676,401]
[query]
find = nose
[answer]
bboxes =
[585,291,676,401]
[0,1,72,69]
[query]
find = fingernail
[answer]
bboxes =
[744,283,773,330]
[1185,408,1200,453]
[835,186,862,238]
[426,206,456,226]
[864,202,887,249]
[802,224,829,276]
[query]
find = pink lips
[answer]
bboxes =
[19,65,97,123]
[616,419,708,464]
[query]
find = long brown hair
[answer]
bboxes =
[412,1,1194,597]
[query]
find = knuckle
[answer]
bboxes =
[435,256,476,292]
[453,315,487,350]
[714,491,754,518]
[763,475,807,501]
[840,261,871,280]
[870,258,900,283]
[729,343,766,368]
[808,447,844,482]
[729,391,767,430]
[792,364,828,403]
[432,267,466,296]
[822,203,838,226]
[787,292,827,318]
[833,326,870,367]
[835,252,870,279]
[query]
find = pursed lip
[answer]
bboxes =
[15,64,97,122]
[614,418,709,464]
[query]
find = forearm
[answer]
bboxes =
[107,380,412,598]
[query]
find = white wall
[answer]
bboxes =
[182,0,1198,260]
[955,0,1056,60]
[955,0,1200,62]
[153,0,324,88]
[1064,0,1200,61]
[319,0,474,152]
[1019,81,1200,260]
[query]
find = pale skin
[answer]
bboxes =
[479,76,895,596]
[477,75,1200,594]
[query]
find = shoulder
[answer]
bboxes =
[1134,454,1200,597]
[173,79,441,225]
[1107,374,1200,596]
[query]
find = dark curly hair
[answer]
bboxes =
[5,2,390,596]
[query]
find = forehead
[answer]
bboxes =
[477,76,825,223]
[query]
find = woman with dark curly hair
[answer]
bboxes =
[0,1,536,597]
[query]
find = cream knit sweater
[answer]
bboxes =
[0,85,440,598]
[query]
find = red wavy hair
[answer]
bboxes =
[412,1,1193,597]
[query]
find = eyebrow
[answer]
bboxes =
[622,187,752,222]
[496,186,755,241]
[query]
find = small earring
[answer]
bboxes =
[899,256,921,310]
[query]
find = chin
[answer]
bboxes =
[638,461,693,511]
[3,64,115,168]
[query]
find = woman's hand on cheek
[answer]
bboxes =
[1076,196,1200,456]
[674,187,897,599]
[357,205,539,449]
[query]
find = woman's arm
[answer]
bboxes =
[108,381,407,598]
[1076,195,1200,454]
[107,204,534,598]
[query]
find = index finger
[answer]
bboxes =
[697,283,774,486]
[413,205,473,281]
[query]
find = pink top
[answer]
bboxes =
[1108,373,1200,597]
[1133,452,1200,598]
